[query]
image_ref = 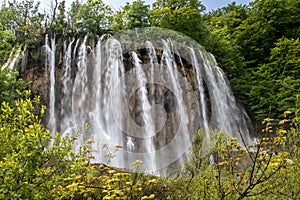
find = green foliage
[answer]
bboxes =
[0,91,79,198]
[0,25,16,65]
[152,0,205,12]
[0,0,44,47]
[71,0,112,36]
[111,0,150,31]
[204,3,248,95]
[1,0,300,198]
[66,0,82,35]
[90,164,158,199]
[52,145,161,199]
[250,38,300,119]
[168,130,226,199]
[206,0,300,120]
[235,0,300,118]
[162,117,300,199]
[151,0,210,45]
[46,0,114,38]
[0,69,27,105]
[184,130,226,177]
[0,0,298,123]
[256,108,300,199]
[0,74,299,200]
[0,92,161,199]
[236,0,300,67]
[50,1,68,39]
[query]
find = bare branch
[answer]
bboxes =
[276,81,300,93]
[47,0,59,32]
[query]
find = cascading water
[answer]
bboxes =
[190,47,209,138]
[72,36,89,133]
[60,39,75,135]
[198,50,252,144]
[45,29,253,176]
[45,37,56,136]
[1,47,23,71]
[131,51,156,171]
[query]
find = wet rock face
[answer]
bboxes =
[120,48,201,154]
[128,84,178,126]
[127,83,181,151]
[20,45,64,126]
[20,45,200,152]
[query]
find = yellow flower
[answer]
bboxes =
[283,110,292,118]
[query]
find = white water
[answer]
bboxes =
[45,37,56,136]
[45,36,253,176]
[131,51,156,171]
[60,39,75,135]
[1,46,24,72]
[161,39,191,166]
[199,50,252,144]
[190,48,209,138]
[100,38,126,166]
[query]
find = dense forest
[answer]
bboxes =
[0,0,300,199]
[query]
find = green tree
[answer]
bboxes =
[0,91,76,198]
[0,90,123,199]
[250,38,300,119]
[0,69,27,105]
[204,3,249,97]
[72,0,112,36]
[205,0,300,120]
[152,0,204,12]
[0,90,160,199]
[49,0,68,38]
[0,0,44,47]
[110,0,150,31]
[166,124,295,199]
[151,0,209,45]
[0,25,16,65]
[236,0,300,67]
[66,0,82,36]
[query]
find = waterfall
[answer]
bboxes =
[190,47,209,138]
[72,36,88,133]
[61,39,75,135]
[198,51,252,144]
[45,31,253,176]
[131,51,156,172]
[45,37,56,135]
[1,47,23,71]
